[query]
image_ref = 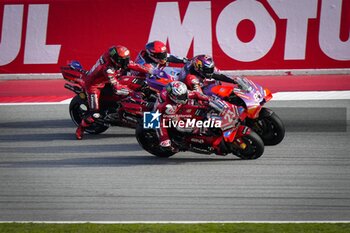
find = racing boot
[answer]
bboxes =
[75,116,94,140]
[160,139,171,148]
[160,140,179,153]
[170,145,179,153]
[75,125,85,140]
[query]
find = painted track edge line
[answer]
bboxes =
[0,221,350,224]
[0,101,72,106]
[272,90,350,101]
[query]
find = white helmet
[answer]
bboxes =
[166,81,188,104]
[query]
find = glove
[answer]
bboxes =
[114,85,130,96]
[198,100,209,106]
[152,68,164,77]
[152,69,169,79]
[151,68,159,76]
[143,63,154,75]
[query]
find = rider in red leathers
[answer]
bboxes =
[155,81,215,152]
[76,45,152,140]
[135,40,187,70]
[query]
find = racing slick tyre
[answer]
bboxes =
[249,108,285,146]
[234,131,264,160]
[69,95,109,134]
[135,122,175,158]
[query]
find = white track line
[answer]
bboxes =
[0,221,350,224]
[273,90,350,101]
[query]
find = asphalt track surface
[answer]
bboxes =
[0,100,349,222]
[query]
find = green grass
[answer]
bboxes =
[0,223,350,233]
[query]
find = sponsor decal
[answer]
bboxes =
[143,110,161,129]
[242,126,249,135]
[143,111,222,129]
[0,1,348,73]
[191,138,205,144]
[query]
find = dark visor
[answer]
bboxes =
[117,57,130,69]
[202,66,214,74]
[177,93,188,101]
[153,52,167,60]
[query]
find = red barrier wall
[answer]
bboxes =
[0,0,349,74]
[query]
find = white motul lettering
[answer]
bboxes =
[216,0,276,62]
[319,0,350,60]
[269,0,317,60]
[24,4,61,64]
[0,5,23,66]
[148,1,212,57]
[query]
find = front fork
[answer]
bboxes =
[246,107,273,134]
[231,125,252,150]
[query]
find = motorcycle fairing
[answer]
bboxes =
[223,128,237,142]
[147,75,174,91]
[210,84,234,98]
[263,88,273,102]
[223,124,251,143]
[236,125,251,138]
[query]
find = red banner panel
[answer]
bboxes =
[0,0,349,73]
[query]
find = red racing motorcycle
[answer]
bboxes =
[61,61,156,134]
[136,97,264,159]
[162,67,285,145]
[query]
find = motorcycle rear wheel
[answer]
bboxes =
[234,131,264,160]
[69,95,109,134]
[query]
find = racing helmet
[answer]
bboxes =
[109,45,130,69]
[146,41,168,65]
[192,55,215,79]
[166,81,188,104]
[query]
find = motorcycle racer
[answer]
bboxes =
[76,45,152,140]
[154,81,224,152]
[178,55,236,93]
[135,40,188,69]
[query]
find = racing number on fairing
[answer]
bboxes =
[223,108,236,123]
[254,92,261,101]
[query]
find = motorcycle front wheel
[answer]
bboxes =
[234,131,264,160]
[135,123,175,158]
[69,95,109,134]
[250,108,285,146]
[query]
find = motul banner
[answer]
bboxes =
[0,0,349,74]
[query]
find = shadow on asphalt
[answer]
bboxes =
[0,119,74,128]
[0,155,241,168]
[0,132,136,142]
